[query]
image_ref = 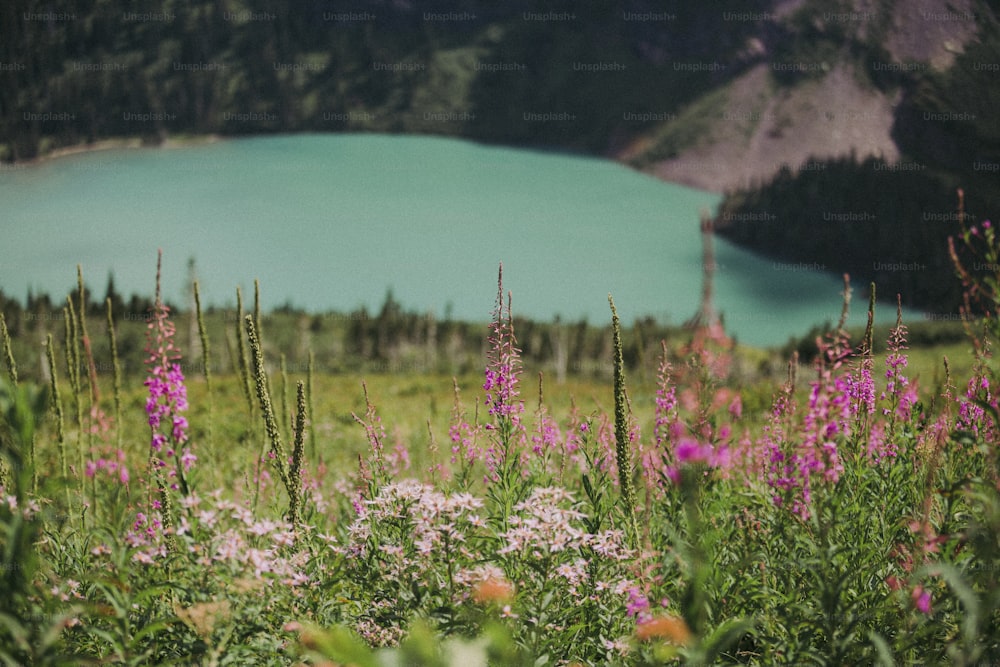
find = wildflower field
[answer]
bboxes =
[2,220,1000,666]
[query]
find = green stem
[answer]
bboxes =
[244,315,290,490]
[194,281,214,451]
[45,334,69,510]
[106,299,123,451]
[0,313,16,386]
[288,381,307,528]
[609,295,639,546]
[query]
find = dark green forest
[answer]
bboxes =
[0,271,974,391]
[3,0,1000,316]
[0,0,770,160]
[715,154,996,314]
[0,277,698,385]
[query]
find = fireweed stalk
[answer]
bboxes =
[765,278,858,521]
[764,356,799,511]
[653,342,678,451]
[957,347,998,443]
[481,264,530,534]
[483,265,525,471]
[353,381,388,494]
[449,377,481,489]
[868,297,918,463]
[848,285,878,443]
[144,251,195,503]
[949,191,999,341]
[790,354,849,519]
[667,318,736,485]
[529,373,563,478]
[889,357,956,618]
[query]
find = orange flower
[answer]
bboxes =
[635,614,692,646]
[472,578,514,604]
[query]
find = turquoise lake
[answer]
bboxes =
[0,133,909,347]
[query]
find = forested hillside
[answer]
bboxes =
[4,0,1000,314]
[715,11,1000,314]
[1,0,767,160]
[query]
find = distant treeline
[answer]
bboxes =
[0,284,695,385]
[716,13,1000,315]
[0,273,981,396]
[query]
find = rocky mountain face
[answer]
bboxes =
[620,0,987,192]
[694,0,1000,315]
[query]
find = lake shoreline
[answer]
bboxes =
[10,131,725,194]
[16,134,226,167]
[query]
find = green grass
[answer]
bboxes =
[2,265,999,665]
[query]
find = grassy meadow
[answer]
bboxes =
[1,234,999,665]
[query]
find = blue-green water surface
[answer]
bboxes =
[0,133,907,346]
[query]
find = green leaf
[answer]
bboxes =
[700,617,755,665]
[922,562,979,640]
[0,612,28,651]
[299,623,380,667]
[133,583,176,607]
[36,608,82,655]
[398,619,445,667]
[869,630,895,666]
[84,627,126,659]
[132,617,179,645]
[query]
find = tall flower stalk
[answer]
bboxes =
[193,281,214,451]
[245,314,290,493]
[144,250,194,504]
[483,265,524,451]
[45,334,67,507]
[449,378,481,489]
[868,296,917,463]
[0,313,16,386]
[609,295,639,545]
[244,311,308,524]
[848,285,877,443]
[288,381,307,528]
[106,298,124,450]
[483,264,526,526]
[353,381,387,493]
[949,189,999,342]
[766,277,857,520]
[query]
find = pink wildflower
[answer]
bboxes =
[625,586,652,624]
[869,305,917,462]
[912,586,932,614]
[143,251,193,505]
[483,264,525,425]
